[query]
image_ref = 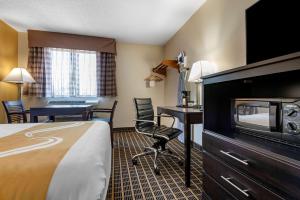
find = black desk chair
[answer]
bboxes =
[132,98,183,175]
[2,100,28,123]
[89,100,118,147]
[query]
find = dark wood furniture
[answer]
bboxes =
[2,100,28,123]
[30,105,92,123]
[157,106,203,187]
[89,100,118,147]
[202,52,300,199]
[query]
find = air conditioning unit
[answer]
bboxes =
[48,99,99,105]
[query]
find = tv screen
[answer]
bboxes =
[246,0,300,64]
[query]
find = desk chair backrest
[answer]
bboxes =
[134,98,155,130]
[2,100,27,123]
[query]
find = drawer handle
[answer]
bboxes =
[221,176,250,197]
[220,150,248,166]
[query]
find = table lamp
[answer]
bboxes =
[2,67,35,100]
[188,61,216,108]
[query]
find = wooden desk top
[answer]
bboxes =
[157,106,203,113]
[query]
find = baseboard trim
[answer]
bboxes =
[113,127,135,132]
[172,138,202,151]
[192,141,203,151]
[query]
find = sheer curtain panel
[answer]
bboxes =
[49,48,97,97]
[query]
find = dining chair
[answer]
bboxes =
[2,100,28,123]
[89,100,118,147]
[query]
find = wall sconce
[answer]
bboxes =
[145,80,157,88]
[149,80,156,87]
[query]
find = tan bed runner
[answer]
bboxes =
[0,122,94,200]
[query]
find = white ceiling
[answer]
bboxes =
[0,0,206,45]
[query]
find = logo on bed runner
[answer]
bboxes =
[0,122,86,158]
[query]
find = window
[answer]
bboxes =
[49,48,97,97]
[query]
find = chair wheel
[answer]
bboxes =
[154,168,160,175]
[178,160,184,166]
[132,159,138,165]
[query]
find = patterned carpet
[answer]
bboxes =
[107,131,203,200]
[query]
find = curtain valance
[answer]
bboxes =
[28,30,116,54]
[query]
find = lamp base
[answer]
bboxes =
[194,82,200,106]
[192,104,203,110]
[16,83,23,100]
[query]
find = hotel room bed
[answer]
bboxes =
[0,121,111,200]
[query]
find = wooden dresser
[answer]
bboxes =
[202,52,300,200]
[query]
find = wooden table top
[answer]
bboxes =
[31,104,93,109]
[157,106,203,113]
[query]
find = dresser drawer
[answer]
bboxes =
[203,172,237,200]
[203,130,300,199]
[204,152,284,200]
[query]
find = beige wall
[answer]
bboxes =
[18,32,28,69]
[0,20,18,123]
[163,0,257,145]
[164,0,257,105]
[114,42,164,127]
[18,33,165,127]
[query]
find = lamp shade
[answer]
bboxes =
[3,67,35,84]
[188,60,216,82]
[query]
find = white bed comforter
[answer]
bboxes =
[0,121,111,200]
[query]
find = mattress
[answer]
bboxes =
[0,121,111,200]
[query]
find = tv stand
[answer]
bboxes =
[202,52,300,199]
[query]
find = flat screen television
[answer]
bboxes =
[246,0,300,64]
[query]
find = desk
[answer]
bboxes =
[30,105,92,123]
[157,106,203,187]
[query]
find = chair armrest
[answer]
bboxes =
[91,110,112,113]
[133,119,158,137]
[88,109,113,120]
[93,108,112,110]
[133,119,157,125]
[154,114,176,127]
